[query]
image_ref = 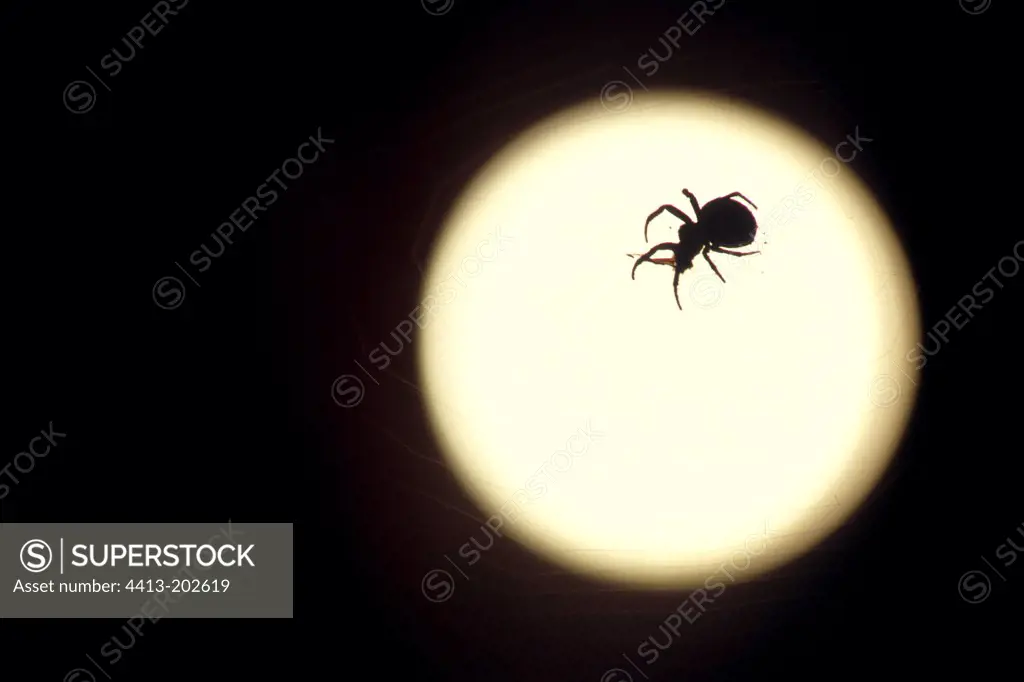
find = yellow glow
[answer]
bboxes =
[417,90,920,588]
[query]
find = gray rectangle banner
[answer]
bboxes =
[0,522,292,617]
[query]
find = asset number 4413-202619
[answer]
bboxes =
[124,578,230,593]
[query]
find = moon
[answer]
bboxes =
[416,90,920,589]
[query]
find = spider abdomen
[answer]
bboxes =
[701,198,757,248]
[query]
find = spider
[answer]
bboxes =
[629,188,760,310]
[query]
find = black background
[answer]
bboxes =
[2,0,1018,680]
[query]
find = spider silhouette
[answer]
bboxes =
[629,188,760,310]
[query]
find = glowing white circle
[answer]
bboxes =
[417,90,920,588]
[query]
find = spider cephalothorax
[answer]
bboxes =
[630,188,760,310]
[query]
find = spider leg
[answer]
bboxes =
[681,189,701,216]
[712,247,761,257]
[723,192,758,210]
[702,247,726,283]
[632,242,677,280]
[673,269,683,310]
[644,205,693,242]
[627,253,675,266]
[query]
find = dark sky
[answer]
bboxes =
[2,0,1018,680]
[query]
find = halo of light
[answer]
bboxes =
[416,89,920,589]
